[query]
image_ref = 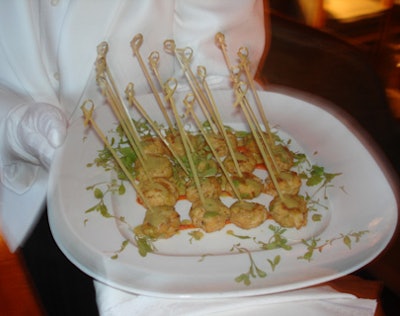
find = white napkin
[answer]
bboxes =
[94,281,377,316]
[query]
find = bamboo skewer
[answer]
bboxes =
[148,51,178,137]
[96,43,149,176]
[215,35,280,172]
[239,92,280,174]
[177,48,217,131]
[97,77,144,161]
[163,40,218,134]
[130,34,175,132]
[197,66,243,178]
[228,65,280,174]
[237,47,273,142]
[215,34,271,134]
[235,80,280,174]
[196,66,220,132]
[148,51,164,92]
[164,78,206,206]
[215,33,282,178]
[233,83,284,201]
[183,94,242,201]
[125,82,189,175]
[81,101,153,211]
[215,33,234,76]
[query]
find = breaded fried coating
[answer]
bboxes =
[189,198,230,233]
[230,200,267,229]
[269,194,307,229]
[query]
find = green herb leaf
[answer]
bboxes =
[94,188,104,199]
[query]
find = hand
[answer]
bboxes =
[5,102,68,169]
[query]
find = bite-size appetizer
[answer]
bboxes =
[134,205,181,239]
[270,144,294,171]
[240,132,274,165]
[165,133,186,158]
[206,131,238,157]
[185,176,222,203]
[265,170,302,197]
[223,173,264,199]
[223,151,256,175]
[140,135,167,156]
[189,198,230,233]
[134,154,174,181]
[138,177,179,207]
[269,194,308,229]
[230,200,267,229]
[195,157,219,178]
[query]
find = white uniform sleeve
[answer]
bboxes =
[0,86,46,251]
[0,88,68,252]
[0,0,68,251]
[0,86,40,194]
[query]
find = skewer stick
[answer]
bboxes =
[148,51,164,91]
[215,33,234,75]
[184,94,242,201]
[95,43,148,174]
[97,76,144,159]
[237,47,273,141]
[176,47,215,122]
[239,92,280,174]
[164,78,206,206]
[230,70,280,174]
[130,34,175,132]
[147,50,178,137]
[81,101,153,211]
[195,66,219,132]
[125,83,189,174]
[215,35,280,174]
[197,66,243,177]
[233,83,284,200]
[163,40,218,134]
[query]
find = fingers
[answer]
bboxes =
[32,103,68,148]
[6,103,68,169]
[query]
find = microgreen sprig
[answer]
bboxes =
[231,243,267,286]
[298,230,369,262]
[258,225,292,251]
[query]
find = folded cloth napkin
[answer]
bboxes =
[94,281,377,316]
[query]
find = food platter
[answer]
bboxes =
[48,89,398,298]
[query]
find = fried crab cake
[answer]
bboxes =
[269,194,308,229]
[185,177,221,203]
[189,198,230,233]
[224,173,264,199]
[230,200,267,229]
[223,152,256,175]
[139,177,179,207]
[265,170,302,197]
[134,205,180,239]
[134,154,173,181]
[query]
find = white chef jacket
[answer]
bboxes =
[0,0,265,251]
